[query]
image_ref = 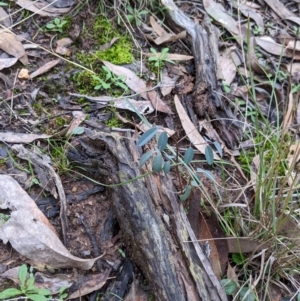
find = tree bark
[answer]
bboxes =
[79,129,227,301]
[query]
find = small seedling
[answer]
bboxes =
[126,5,148,26]
[148,48,175,79]
[92,66,128,93]
[45,17,68,33]
[0,264,52,301]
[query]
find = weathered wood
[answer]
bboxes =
[78,129,227,301]
[161,0,242,147]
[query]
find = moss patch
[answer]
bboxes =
[73,16,132,95]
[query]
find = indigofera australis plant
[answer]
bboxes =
[137,126,223,201]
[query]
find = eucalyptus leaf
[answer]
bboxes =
[140,151,152,166]
[137,127,158,147]
[205,145,214,165]
[158,132,168,151]
[184,147,194,164]
[152,154,163,172]
[163,161,171,174]
[179,185,191,201]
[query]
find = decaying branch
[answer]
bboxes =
[74,129,227,301]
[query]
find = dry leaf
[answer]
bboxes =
[0,7,11,28]
[0,175,102,269]
[68,93,154,114]
[99,37,119,51]
[29,59,61,79]
[0,57,18,70]
[0,132,51,143]
[160,68,180,96]
[16,0,62,16]
[174,95,220,160]
[203,0,239,36]
[102,61,148,99]
[150,16,168,36]
[0,31,28,65]
[68,270,110,299]
[219,47,241,84]
[146,81,173,114]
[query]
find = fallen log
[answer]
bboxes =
[69,129,228,301]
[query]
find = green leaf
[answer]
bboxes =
[213,141,223,157]
[179,185,192,201]
[184,147,194,164]
[126,5,133,13]
[94,85,102,90]
[205,145,214,165]
[163,161,171,174]
[190,175,200,186]
[0,288,22,299]
[58,286,68,295]
[220,279,238,295]
[239,287,255,301]
[197,168,215,181]
[139,10,148,15]
[46,23,55,29]
[26,294,49,301]
[150,47,157,54]
[158,132,168,152]
[19,264,28,289]
[71,127,85,135]
[36,288,51,296]
[152,154,163,172]
[140,151,152,166]
[297,292,300,301]
[26,276,35,289]
[232,253,245,265]
[137,127,158,147]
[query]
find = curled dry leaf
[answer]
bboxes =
[219,47,241,84]
[174,95,220,160]
[18,68,30,79]
[0,175,102,269]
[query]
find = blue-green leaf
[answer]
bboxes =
[191,175,200,186]
[239,287,255,301]
[152,154,163,172]
[71,127,85,135]
[19,264,28,289]
[213,141,223,157]
[205,145,214,165]
[184,147,194,164]
[220,279,238,295]
[158,132,168,152]
[163,161,171,174]
[0,288,22,299]
[179,185,191,201]
[297,293,300,301]
[140,151,152,166]
[197,168,215,181]
[137,127,158,147]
